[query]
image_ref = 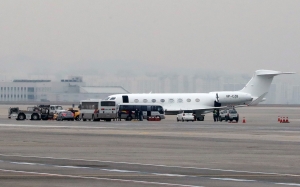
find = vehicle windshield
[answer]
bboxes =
[229,110,237,114]
[56,106,63,110]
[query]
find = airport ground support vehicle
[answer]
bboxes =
[227,109,239,122]
[67,108,80,121]
[16,105,54,120]
[49,105,65,114]
[177,110,194,122]
[8,107,19,119]
[80,100,117,122]
[219,109,229,122]
[56,111,74,121]
[118,103,165,121]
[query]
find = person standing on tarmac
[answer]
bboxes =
[139,110,143,121]
[216,109,220,122]
[118,109,122,121]
[213,109,217,122]
[135,108,139,120]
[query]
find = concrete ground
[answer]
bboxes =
[0,105,299,187]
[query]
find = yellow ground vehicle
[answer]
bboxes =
[68,108,80,121]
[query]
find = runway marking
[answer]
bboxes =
[0,160,189,178]
[211,178,256,182]
[0,124,114,129]
[275,183,300,186]
[0,168,203,187]
[2,160,300,186]
[0,153,299,178]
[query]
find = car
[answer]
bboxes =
[228,109,239,122]
[67,108,81,121]
[177,110,195,122]
[56,111,74,121]
[219,109,229,122]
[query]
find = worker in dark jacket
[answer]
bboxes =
[213,109,217,122]
[139,110,143,121]
[118,110,122,121]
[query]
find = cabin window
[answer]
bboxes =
[151,99,156,103]
[143,99,148,103]
[160,99,165,103]
[169,99,174,103]
[134,99,139,103]
[187,98,191,102]
[177,98,183,103]
[109,97,116,100]
[195,98,200,102]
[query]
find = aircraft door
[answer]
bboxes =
[214,93,221,107]
[122,95,129,103]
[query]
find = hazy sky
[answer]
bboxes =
[0,0,299,80]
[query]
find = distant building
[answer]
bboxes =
[0,76,129,102]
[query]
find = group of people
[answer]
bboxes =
[134,108,143,121]
[213,109,220,122]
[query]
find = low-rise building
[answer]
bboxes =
[0,76,129,102]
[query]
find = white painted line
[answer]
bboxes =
[0,168,204,187]
[153,173,187,177]
[276,183,300,186]
[211,178,256,182]
[0,124,114,129]
[10,162,37,165]
[0,153,298,178]
[1,160,190,178]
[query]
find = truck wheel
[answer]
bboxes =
[177,118,179,122]
[32,114,39,120]
[83,119,87,121]
[126,116,132,121]
[18,114,25,120]
[75,116,80,121]
[182,118,184,122]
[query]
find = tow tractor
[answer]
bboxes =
[8,107,19,119]
[16,105,54,121]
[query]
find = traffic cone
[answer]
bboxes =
[278,116,280,122]
[286,117,290,123]
[242,117,246,123]
[282,117,286,123]
[280,117,282,123]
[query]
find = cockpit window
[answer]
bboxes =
[109,97,116,100]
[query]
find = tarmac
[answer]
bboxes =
[0,105,300,187]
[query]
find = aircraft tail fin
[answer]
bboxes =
[240,70,295,105]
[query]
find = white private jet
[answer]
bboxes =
[106,70,294,121]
